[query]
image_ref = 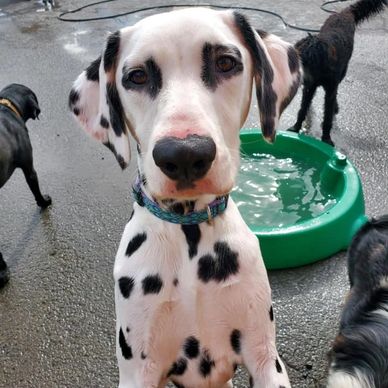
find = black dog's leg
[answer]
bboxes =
[290,83,317,133]
[334,98,339,115]
[321,86,338,146]
[22,166,52,208]
[0,252,10,288]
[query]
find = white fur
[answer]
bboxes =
[380,277,388,288]
[327,369,373,388]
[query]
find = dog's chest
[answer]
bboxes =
[114,203,267,384]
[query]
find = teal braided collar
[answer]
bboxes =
[132,179,229,225]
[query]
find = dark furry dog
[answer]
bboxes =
[290,0,387,146]
[0,84,51,288]
[327,215,388,387]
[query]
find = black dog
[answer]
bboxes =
[0,84,51,288]
[290,0,387,146]
[327,215,388,387]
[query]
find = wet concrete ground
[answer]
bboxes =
[0,1,387,387]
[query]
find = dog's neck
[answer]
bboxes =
[0,98,22,120]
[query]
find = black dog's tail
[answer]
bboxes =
[348,0,387,25]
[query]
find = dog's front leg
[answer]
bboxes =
[241,311,291,388]
[244,347,290,388]
[22,165,51,208]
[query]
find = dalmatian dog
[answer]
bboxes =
[69,7,300,388]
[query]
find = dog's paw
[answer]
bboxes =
[37,195,52,208]
[322,136,335,147]
[0,254,10,289]
[287,126,300,133]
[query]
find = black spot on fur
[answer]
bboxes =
[199,350,215,377]
[201,42,216,89]
[270,305,274,321]
[122,57,162,99]
[102,141,127,170]
[276,358,283,373]
[119,327,133,360]
[142,274,163,295]
[141,351,147,359]
[126,327,130,333]
[104,31,121,73]
[288,46,299,74]
[172,382,185,388]
[68,88,79,108]
[197,241,239,283]
[145,58,162,99]
[100,115,110,129]
[73,107,80,116]
[255,29,268,39]
[181,225,201,259]
[280,77,300,115]
[106,82,125,137]
[141,174,147,186]
[201,42,243,90]
[230,329,241,354]
[173,278,179,286]
[118,276,135,299]
[86,56,101,81]
[103,141,116,155]
[167,358,187,376]
[116,154,127,170]
[184,336,200,359]
[126,233,147,257]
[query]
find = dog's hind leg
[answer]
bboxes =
[22,165,52,208]
[0,252,10,288]
[290,82,317,133]
[321,85,338,146]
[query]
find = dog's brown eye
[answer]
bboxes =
[129,69,148,85]
[216,56,236,72]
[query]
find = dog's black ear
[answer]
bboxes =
[69,28,134,169]
[232,12,301,142]
[26,93,41,120]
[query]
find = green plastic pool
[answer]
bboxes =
[232,129,367,269]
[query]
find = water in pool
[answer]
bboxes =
[233,152,337,228]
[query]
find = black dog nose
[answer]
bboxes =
[152,135,216,185]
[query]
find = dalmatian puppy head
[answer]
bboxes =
[69,8,300,200]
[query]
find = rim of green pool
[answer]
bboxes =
[234,129,367,269]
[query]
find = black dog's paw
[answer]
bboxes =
[322,136,335,147]
[37,195,52,208]
[0,254,10,289]
[287,126,301,133]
